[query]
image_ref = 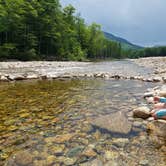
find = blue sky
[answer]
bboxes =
[60,0,166,46]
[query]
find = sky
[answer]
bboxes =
[60,0,166,46]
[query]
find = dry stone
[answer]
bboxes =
[133,106,151,119]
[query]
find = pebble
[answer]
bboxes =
[63,157,77,166]
[112,138,129,148]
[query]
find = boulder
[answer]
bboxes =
[8,74,25,81]
[0,75,8,81]
[158,91,166,98]
[133,106,151,119]
[143,92,154,98]
[26,74,39,79]
[90,112,132,135]
[152,77,162,82]
[147,120,166,147]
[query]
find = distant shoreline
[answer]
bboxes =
[0,57,165,83]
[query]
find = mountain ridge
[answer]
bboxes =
[103,32,143,50]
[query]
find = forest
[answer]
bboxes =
[124,46,166,58]
[0,0,122,61]
[0,0,165,61]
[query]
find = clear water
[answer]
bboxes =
[0,78,165,166]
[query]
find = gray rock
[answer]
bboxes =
[67,146,84,158]
[133,121,143,127]
[90,112,132,135]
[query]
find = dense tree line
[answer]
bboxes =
[123,46,166,58]
[0,0,122,61]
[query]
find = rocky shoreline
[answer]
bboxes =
[0,57,166,82]
[133,85,166,151]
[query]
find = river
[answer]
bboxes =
[0,61,165,166]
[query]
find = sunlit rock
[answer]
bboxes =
[90,112,132,135]
[133,106,151,119]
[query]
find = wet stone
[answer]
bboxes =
[9,150,33,166]
[104,150,119,160]
[112,138,129,148]
[66,146,84,158]
[49,144,65,155]
[46,155,56,165]
[82,147,97,158]
[90,112,132,135]
[63,157,77,166]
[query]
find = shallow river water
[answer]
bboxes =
[0,78,165,166]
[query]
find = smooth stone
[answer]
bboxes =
[112,138,129,148]
[105,161,118,166]
[82,147,97,158]
[133,121,143,127]
[67,146,84,158]
[45,133,75,143]
[90,112,132,135]
[63,157,77,166]
[128,117,134,122]
[104,151,118,160]
[139,160,149,165]
[46,155,55,165]
[14,151,33,165]
[33,160,47,166]
[0,75,8,81]
[80,159,103,166]
[49,144,65,154]
[26,74,38,79]
[158,91,166,97]
[133,107,150,119]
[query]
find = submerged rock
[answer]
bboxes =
[147,120,166,147]
[45,133,75,144]
[133,106,151,119]
[6,150,33,166]
[90,112,132,135]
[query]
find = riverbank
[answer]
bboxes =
[0,60,166,165]
[132,57,166,78]
[0,57,166,82]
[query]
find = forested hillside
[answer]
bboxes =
[103,32,142,50]
[0,0,122,61]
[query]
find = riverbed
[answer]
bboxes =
[0,60,166,166]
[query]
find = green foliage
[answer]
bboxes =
[124,46,166,59]
[0,0,122,61]
[0,43,16,59]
